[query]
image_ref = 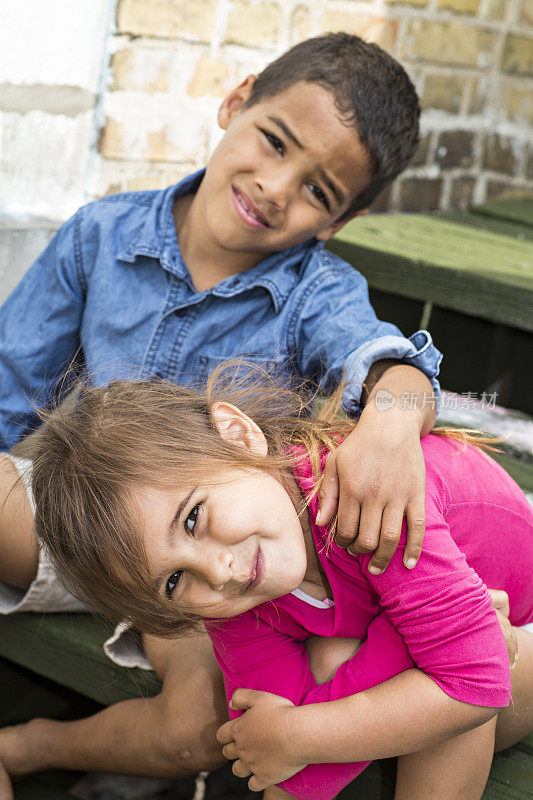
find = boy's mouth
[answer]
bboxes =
[232,187,271,229]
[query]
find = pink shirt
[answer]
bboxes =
[208,435,533,800]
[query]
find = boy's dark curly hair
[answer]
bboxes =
[244,32,420,215]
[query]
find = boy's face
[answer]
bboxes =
[198,79,373,258]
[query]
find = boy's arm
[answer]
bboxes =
[294,255,442,574]
[0,212,85,451]
[317,361,435,573]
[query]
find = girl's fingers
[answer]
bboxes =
[403,500,425,569]
[232,759,252,779]
[316,453,339,527]
[229,689,267,711]
[365,504,405,573]
[248,775,268,792]
[488,589,510,618]
[222,743,239,760]
[216,721,234,744]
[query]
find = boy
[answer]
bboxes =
[0,34,441,795]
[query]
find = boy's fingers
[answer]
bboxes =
[316,453,339,527]
[365,505,404,573]
[335,499,361,548]
[403,501,425,569]
[348,502,382,560]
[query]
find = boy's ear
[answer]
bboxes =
[314,208,369,242]
[211,402,268,457]
[218,75,256,130]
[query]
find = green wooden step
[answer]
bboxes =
[327,212,533,331]
[0,613,161,706]
[472,199,533,229]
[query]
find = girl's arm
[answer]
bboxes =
[221,671,499,794]
[213,519,511,800]
[286,668,498,766]
[218,612,502,798]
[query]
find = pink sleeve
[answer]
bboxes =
[360,511,512,708]
[208,612,414,800]
[208,510,511,800]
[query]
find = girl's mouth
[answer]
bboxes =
[232,187,271,229]
[245,546,264,591]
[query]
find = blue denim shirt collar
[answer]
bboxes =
[117,168,319,312]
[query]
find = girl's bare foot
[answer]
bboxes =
[0,721,39,787]
[0,758,14,800]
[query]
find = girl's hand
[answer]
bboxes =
[488,588,518,668]
[216,689,306,792]
[316,406,426,575]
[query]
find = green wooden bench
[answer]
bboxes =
[2,198,532,799]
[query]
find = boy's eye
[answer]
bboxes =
[308,184,330,211]
[165,570,183,599]
[262,129,284,155]
[185,504,200,534]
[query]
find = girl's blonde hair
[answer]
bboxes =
[31,363,499,637]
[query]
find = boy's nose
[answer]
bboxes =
[255,171,292,211]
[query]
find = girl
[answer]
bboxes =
[21,371,533,799]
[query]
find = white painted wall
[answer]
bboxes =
[0,0,113,226]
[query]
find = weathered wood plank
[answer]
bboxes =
[488,749,533,796]
[472,199,533,229]
[327,215,533,331]
[441,211,533,242]
[0,613,161,705]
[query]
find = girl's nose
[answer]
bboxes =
[199,543,234,591]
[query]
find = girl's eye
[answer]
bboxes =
[308,184,330,211]
[262,130,284,155]
[185,504,200,534]
[165,570,183,599]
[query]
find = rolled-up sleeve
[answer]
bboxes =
[293,252,442,416]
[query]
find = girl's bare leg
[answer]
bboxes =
[395,627,533,800]
[395,717,497,800]
[495,628,533,751]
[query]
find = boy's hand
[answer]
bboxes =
[316,362,436,574]
[317,410,425,573]
[216,689,305,792]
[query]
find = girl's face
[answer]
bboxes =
[136,466,308,618]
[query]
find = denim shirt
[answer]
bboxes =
[0,169,441,451]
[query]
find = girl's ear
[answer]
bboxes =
[211,402,268,457]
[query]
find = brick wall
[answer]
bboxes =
[1,0,532,235]
[96,0,533,213]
